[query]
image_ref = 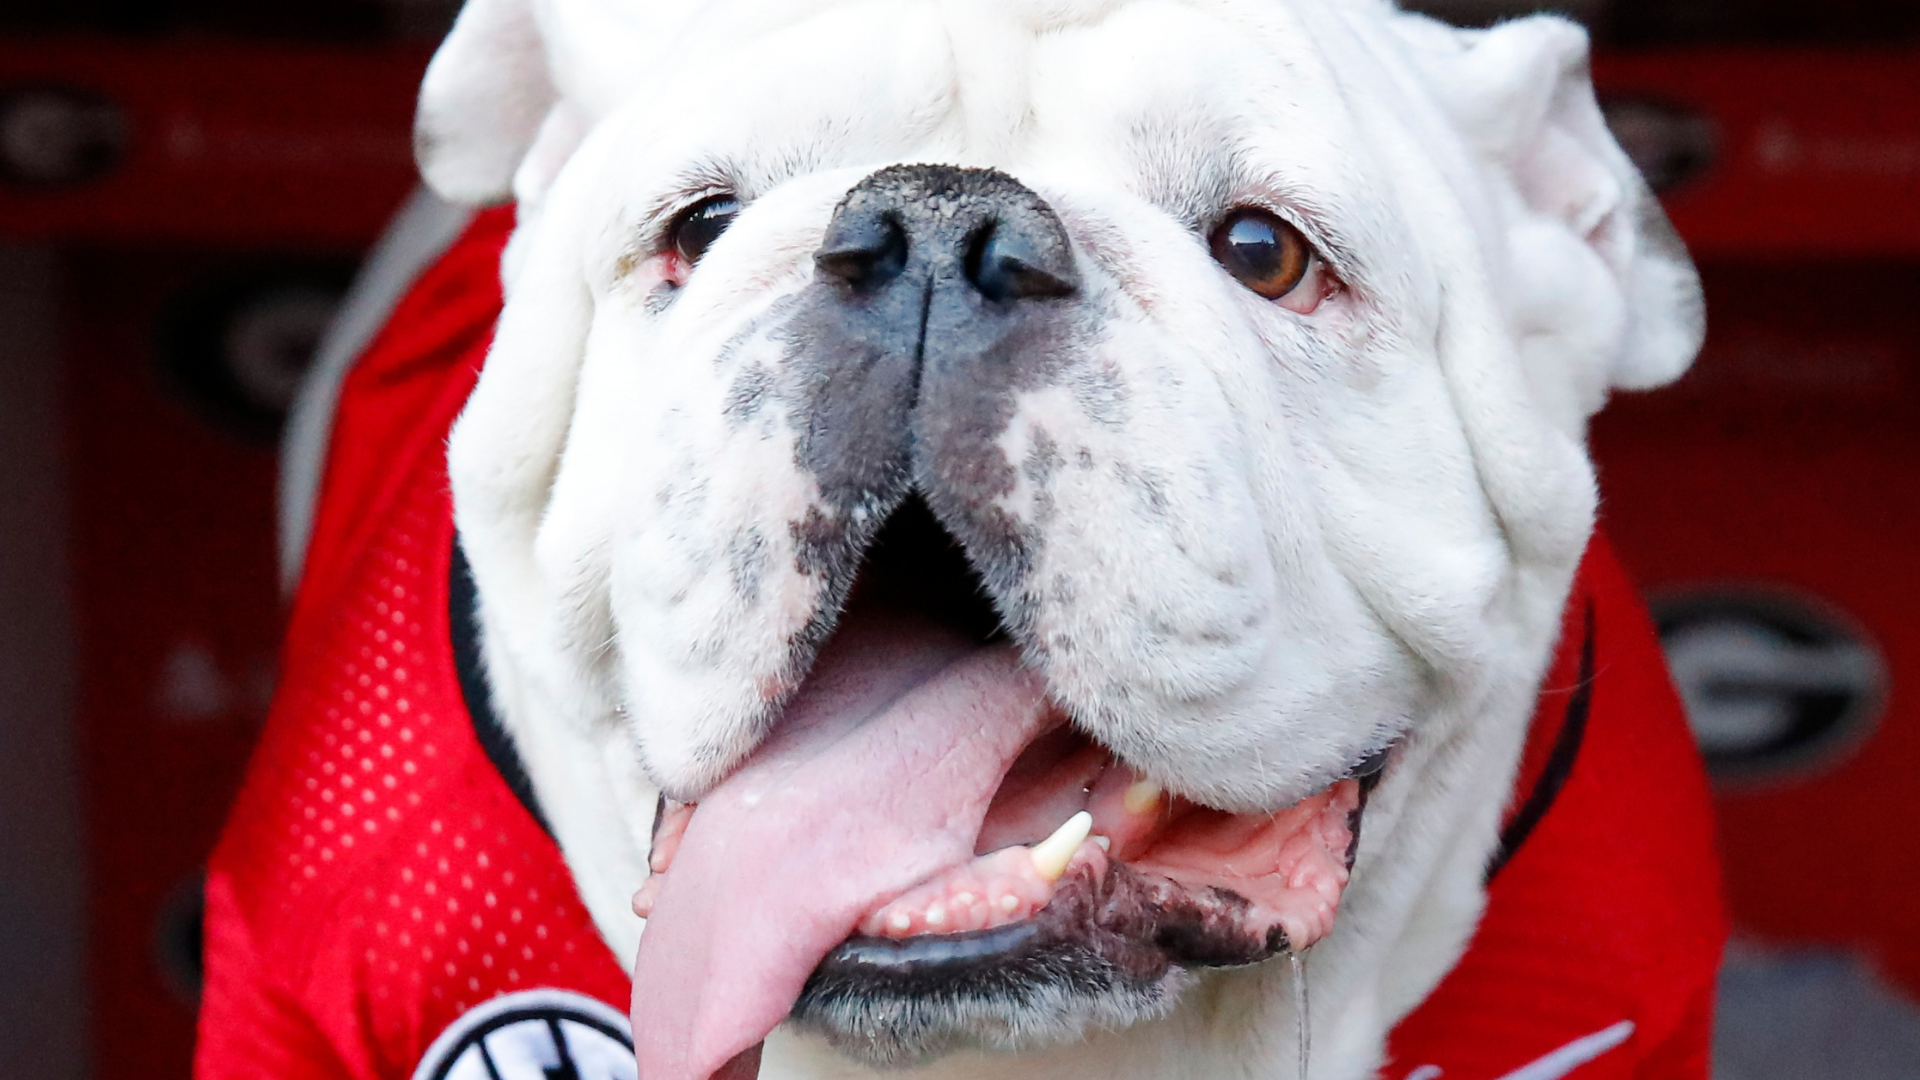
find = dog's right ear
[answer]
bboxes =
[415,0,559,205]
[1384,10,1704,428]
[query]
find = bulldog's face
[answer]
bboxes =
[429,1,1700,1077]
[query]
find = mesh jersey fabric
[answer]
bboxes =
[197,207,629,1080]
[1382,541,1727,1079]
[196,206,1725,1080]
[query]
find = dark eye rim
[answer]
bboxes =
[667,193,742,267]
[1206,205,1317,302]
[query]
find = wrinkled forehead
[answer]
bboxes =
[568,0,1399,228]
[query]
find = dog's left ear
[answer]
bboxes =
[1393,12,1704,421]
[415,0,560,205]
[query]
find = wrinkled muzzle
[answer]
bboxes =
[626,165,1382,1080]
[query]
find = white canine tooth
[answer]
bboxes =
[1123,779,1164,816]
[1030,810,1093,882]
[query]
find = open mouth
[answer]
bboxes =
[628,496,1388,1078]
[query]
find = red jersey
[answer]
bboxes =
[196,207,1724,1080]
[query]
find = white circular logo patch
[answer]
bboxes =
[412,989,636,1080]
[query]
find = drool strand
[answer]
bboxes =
[1289,949,1311,1079]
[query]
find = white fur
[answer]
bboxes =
[424,1,1702,1077]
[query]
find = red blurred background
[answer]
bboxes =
[0,1,1916,1077]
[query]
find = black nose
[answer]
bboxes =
[782,165,1082,605]
[814,164,1078,302]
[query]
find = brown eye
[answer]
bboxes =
[1209,207,1312,300]
[669,195,741,266]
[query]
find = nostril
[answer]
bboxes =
[965,221,1078,303]
[815,211,909,291]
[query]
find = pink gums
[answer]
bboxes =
[847,778,1359,950]
[856,841,1109,937]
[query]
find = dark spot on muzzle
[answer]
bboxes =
[781,164,1084,624]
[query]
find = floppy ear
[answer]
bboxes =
[415,0,559,205]
[1394,13,1704,418]
[446,161,594,670]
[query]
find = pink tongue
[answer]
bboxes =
[630,611,1059,1080]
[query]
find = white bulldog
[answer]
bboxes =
[414,1,1703,1077]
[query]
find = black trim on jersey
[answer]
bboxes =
[1485,602,1595,882]
[450,538,554,838]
